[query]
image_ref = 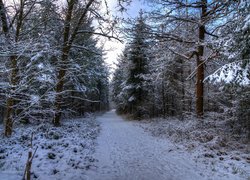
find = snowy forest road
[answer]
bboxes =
[85,110,209,180]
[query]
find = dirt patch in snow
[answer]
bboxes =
[0,115,100,179]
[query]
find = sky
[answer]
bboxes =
[101,0,150,72]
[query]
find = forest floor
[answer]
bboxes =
[137,112,250,180]
[86,110,250,180]
[0,110,249,180]
[0,115,100,180]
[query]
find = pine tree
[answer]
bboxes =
[113,11,151,119]
[0,0,111,136]
[111,52,129,114]
[206,0,250,138]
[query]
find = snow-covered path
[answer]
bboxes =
[86,110,213,180]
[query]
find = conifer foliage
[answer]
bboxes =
[112,1,249,138]
[0,0,111,136]
[112,12,151,119]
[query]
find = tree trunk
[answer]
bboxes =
[196,0,207,117]
[161,78,166,118]
[196,55,204,117]
[53,0,95,125]
[3,0,24,136]
[54,47,71,126]
[4,55,19,136]
[0,0,8,34]
[5,99,14,136]
[53,0,75,126]
[0,0,12,136]
[1,0,20,136]
[180,58,185,119]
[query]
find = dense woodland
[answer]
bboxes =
[0,0,111,136]
[0,1,249,179]
[111,0,250,139]
[0,0,249,140]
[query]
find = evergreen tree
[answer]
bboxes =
[0,0,111,135]
[111,52,129,114]
[206,0,250,139]
[112,11,151,119]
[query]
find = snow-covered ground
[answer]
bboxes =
[0,115,100,180]
[1,110,249,180]
[86,110,249,180]
[137,112,250,180]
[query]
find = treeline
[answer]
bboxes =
[0,0,112,136]
[111,1,250,138]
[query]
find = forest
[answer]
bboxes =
[0,0,110,136]
[0,0,249,179]
[111,0,250,138]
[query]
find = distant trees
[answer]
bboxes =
[111,51,129,113]
[111,9,195,118]
[124,12,151,118]
[112,12,151,119]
